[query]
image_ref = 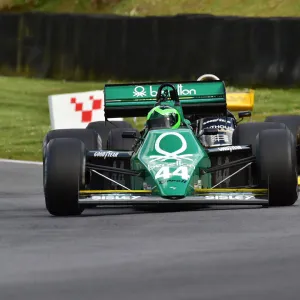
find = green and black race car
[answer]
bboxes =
[42,79,299,216]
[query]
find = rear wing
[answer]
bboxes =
[226,89,255,111]
[104,81,227,118]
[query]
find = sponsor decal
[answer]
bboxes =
[133,86,147,97]
[133,84,196,98]
[158,179,188,184]
[218,146,242,152]
[149,162,194,171]
[205,195,255,200]
[207,125,233,130]
[94,151,120,158]
[91,195,141,200]
[149,132,193,163]
[203,118,232,125]
[147,132,196,181]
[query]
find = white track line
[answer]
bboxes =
[0,159,42,165]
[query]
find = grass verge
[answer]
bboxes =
[0,76,103,161]
[1,0,300,17]
[0,76,299,161]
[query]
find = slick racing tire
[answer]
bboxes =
[256,129,298,206]
[86,121,132,150]
[43,128,102,153]
[232,122,288,155]
[265,115,300,172]
[44,138,86,216]
[264,115,300,142]
[42,129,101,187]
[107,128,140,151]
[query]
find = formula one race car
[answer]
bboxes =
[43,79,299,216]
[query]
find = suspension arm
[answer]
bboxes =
[86,163,142,177]
[201,156,256,175]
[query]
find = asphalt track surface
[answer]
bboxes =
[1,159,300,300]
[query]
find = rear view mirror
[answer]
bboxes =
[122,131,137,138]
[202,128,219,135]
[238,111,251,118]
[237,111,252,124]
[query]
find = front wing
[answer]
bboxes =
[79,189,269,206]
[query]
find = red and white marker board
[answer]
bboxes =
[48,90,123,129]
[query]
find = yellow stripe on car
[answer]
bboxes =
[80,188,268,194]
[195,188,267,193]
[79,190,151,194]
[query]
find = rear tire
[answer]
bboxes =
[265,115,300,140]
[265,115,300,172]
[44,138,86,216]
[86,121,132,150]
[232,122,287,154]
[107,128,140,151]
[43,128,102,153]
[256,129,298,206]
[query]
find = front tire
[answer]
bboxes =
[256,129,298,206]
[44,138,86,216]
[42,128,101,190]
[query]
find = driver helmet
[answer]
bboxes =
[197,74,220,81]
[146,105,181,130]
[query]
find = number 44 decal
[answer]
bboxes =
[155,166,190,180]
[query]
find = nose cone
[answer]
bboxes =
[137,129,209,197]
[154,167,192,197]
